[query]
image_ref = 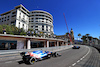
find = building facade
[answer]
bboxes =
[0,4,54,34]
[29,10,53,35]
[0,4,29,32]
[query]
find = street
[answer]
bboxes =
[0,45,99,67]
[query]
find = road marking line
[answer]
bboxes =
[5,61,12,63]
[82,56,85,58]
[80,58,83,60]
[16,60,21,61]
[72,63,76,66]
[77,60,80,63]
[70,46,90,67]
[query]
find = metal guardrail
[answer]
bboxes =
[0,45,72,55]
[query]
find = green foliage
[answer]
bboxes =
[28,29,33,31]
[78,33,81,37]
[66,32,69,35]
[0,25,3,33]
[0,25,26,35]
[86,34,90,37]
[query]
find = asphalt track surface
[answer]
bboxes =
[0,45,100,67]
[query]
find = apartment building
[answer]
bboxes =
[29,10,53,35]
[0,4,54,34]
[0,4,29,32]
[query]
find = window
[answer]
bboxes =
[36,15,38,16]
[20,13,21,15]
[46,25,47,28]
[19,16,21,18]
[42,25,44,27]
[36,18,38,19]
[31,26,33,28]
[35,29,38,30]
[36,21,38,22]
[42,25,44,30]
[35,26,38,27]
[42,29,44,30]
[12,12,16,14]
[19,22,20,24]
[12,15,16,17]
[41,15,44,16]
[46,29,48,31]
[23,24,24,26]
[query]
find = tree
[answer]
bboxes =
[20,28,26,35]
[0,25,3,33]
[86,34,90,37]
[78,33,81,40]
[81,36,86,44]
[85,34,90,44]
[66,32,69,35]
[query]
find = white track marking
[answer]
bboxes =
[77,60,80,63]
[80,58,83,60]
[69,46,90,67]
[72,63,76,66]
[5,61,12,63]
[16,59,21,61]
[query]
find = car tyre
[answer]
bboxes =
[29,57,35,64]
[54,52,58,57]
[48,54,51,58]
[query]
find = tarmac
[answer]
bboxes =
[0,45,73,62]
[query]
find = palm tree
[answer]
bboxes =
[85,34,90,44]
[86,34,90,37]
[78,33,81,40]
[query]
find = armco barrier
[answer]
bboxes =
[0,45,73,55]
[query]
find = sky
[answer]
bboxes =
[0,0,100,39]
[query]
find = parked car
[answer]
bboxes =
[20,50,61,64]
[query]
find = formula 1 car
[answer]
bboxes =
[20,50,61,64]
[72,46,80,49]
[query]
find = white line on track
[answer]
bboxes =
[80,58,83,60]
[70,46,90,67]
[77,60,80,63]
[5,61,12,63]
[72,63,76,66]
[16,59,21,61]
